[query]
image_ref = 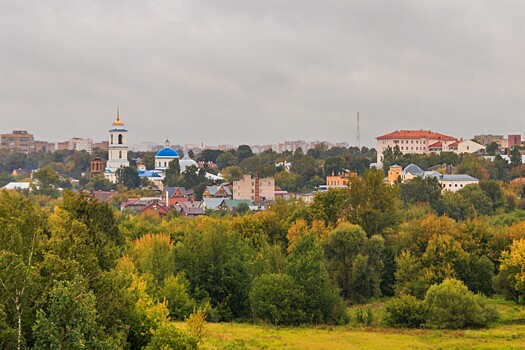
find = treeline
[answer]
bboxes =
[2,168,525,348]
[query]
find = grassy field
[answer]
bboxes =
[177,299,525,349]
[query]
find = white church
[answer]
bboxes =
[104,108,129,183]
[104,108,222,186]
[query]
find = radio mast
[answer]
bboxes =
[356,112,361,148]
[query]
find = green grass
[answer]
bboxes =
[176,299,525,349]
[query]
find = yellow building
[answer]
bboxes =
[326,170,356,189]
[387,165,402,184]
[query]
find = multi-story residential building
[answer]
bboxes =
[34,141,56,153]
[95,141,109,151]
[376,130,457,164]
[1,130,35,153]
[57,141,69,151]
[473,134,508,148]
[278,140,309,154]
[508,135,522,148]
[69,138,94,153]
[233,174,275,204]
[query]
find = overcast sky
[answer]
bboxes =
[0,1,524,147]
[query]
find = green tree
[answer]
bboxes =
[486,142,500,155]
[424,278,499,329]
[510,147,522,168]
[322,223,367,300]
[249,274,305,325]
[174,221,254,320]
[160,274,197,320]
[221,166,243,182]
[399,176,442,205]
[322,223,384,302]
[216,152,236,169]
[0,172,15,188]
[394,251,431,298]
[385,294,427,328]
[347,170,401,235]
[164,159,181,187]
[497,239,525,304]
[479,180,505,212]
[309,189,349,227]
[286,233,347,324]
[130,233,176,285]
[236,145,254,164]
[34,165,59,188]
[381,146,403,170]
[459,184,493,216]
[116,166,141,188]
[0,191,45,350]
[32,279,105,349]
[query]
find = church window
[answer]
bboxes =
[119,151,122,159]
[111,135,114,144]
[118,134,123,144]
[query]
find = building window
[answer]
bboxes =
[119,151,122,159]
[111,135,114,144]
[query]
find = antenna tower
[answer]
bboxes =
[356,112,361,148]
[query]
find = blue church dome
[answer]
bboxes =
[155,139,179,158]
[156,148,179,158]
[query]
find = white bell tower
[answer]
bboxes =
[106,106,129,171]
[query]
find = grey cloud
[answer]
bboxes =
[0,0,523,146]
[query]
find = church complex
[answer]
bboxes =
[103,108,222,187]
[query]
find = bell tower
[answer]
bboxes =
[106,106,129,170]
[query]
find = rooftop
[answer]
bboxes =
[377,130,456,141]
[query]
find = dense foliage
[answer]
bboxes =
[0,145,524,347]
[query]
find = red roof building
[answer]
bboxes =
[376,130,458,164]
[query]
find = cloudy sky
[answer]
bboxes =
[0,1,524,147]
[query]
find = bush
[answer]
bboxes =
[145,323,198,350]
[424,279,499,329]
[354,306,374,326]
[249,273,305,325]
[385,295,427,328]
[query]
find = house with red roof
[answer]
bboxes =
[376,130,458,164]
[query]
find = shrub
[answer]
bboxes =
[249,273,305,325]
[424,279,499,329]
[385,294,427,328]
[354,306,374,326]
[145,322,198,350]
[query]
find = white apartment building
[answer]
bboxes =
[68,138,94,153]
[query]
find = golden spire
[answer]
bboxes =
[113,105,124,126]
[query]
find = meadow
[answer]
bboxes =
[189,299,525,350]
